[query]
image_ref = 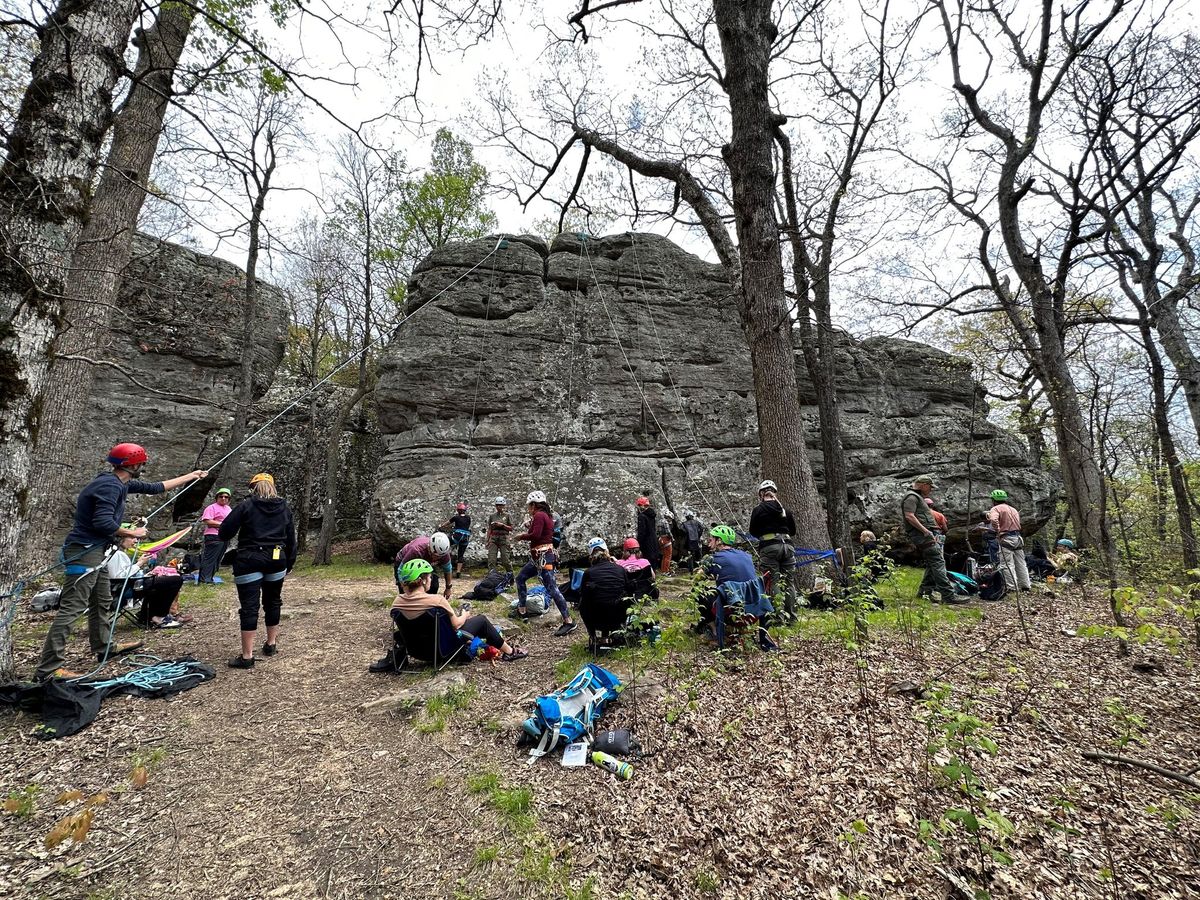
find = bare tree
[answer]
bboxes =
[0,0,142,680]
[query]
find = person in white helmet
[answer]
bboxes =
[486,496,514,573]
[514,491,576,636]
[749,479,799,618]
[395,531,454,598]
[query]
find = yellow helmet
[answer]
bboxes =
[249,472,275,487]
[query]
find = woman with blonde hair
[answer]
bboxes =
[218,473,296,668]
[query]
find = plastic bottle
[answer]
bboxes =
[591,751,633,780]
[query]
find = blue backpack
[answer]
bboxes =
[522,663,622,757]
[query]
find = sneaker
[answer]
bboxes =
[262,643,277,657]
[501,647,528,661]
[153,616,182,630]
[228,655,255,669]
[553,622,578,637]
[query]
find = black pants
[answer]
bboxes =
[453,539,468,566]
[580,597,631,635]
[138,574,183,622]
[200,535,225,582]
[459,614,504,649]
[232,548,287,630]
[686,540,702,571]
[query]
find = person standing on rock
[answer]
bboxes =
[219,473,297,668]
[486,497,514,573]
[440,502,472,577]
[635,497,662,571]
[513,490,576,637]
[749,479,799,619]
[199,487,233,583]
[901,475,959,605]
[987,489,1031,593]
[35,443,207,680]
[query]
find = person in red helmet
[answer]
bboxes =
[440,501,472,576]
[634,495,661,570]
[615,537,659,600]
[34,443,207,680]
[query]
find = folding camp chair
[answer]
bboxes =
[390,608,469,671]
[714,578,776,652]
[110,578,149,630]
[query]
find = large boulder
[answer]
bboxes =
[369,233,1057,559]
[70,235,289,524]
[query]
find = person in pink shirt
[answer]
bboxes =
[199,487,233,583]
[987,489,1030,592]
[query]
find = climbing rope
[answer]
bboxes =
[575,233,739,529]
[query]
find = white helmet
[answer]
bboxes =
[759,479,778,493]
[527,490,547,504]
[430,532,451,555]
[587,537,608,554]
[494,496,507,505]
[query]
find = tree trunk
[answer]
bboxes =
[295,393,320,553]
[0,0,141,680]
[312,385,368,565]
[20,3,195,569]
[1149,297,1200,450]
[1141,320,1198,575]
[712,0,830,574]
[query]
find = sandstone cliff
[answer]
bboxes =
[369,232,1057,558]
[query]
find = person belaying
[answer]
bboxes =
[513,490,576,636]
[696,524,759,630]
[749,479,799,618]
[219,473,297,668]
[987,489,1031,593]
[635,496,662,570]
[901,475,959,605]
[578,538,633,654]
[199,487,233,583]
[486,496,514,573]
[396,532,455,598]
[35,442,207,681]
[682,512,704,572]
[394,559,527,661]
[440,502,472,577]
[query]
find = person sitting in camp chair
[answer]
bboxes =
[696,525,776,650]
[578,538,632,654]
[392,559,526,665]
[106,534,185,629]
[615,538,660,601]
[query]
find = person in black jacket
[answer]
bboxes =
[748,479,798,618]
[579,538,633,653]
[634,496,661,570]
[218,472,297,669]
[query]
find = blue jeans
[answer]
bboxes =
[516,549,569,619]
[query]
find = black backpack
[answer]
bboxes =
[463,570,512,602]
[978,569,1008,602]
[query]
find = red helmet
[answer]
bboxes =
[635,497,650,507]
[107,442,148,468]
[623,538,640,551]
[456,502,467,512]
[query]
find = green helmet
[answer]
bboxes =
[216,487,232,497]
[710,525,738,546]
[398,558,434,584]
[990,489,1008,501]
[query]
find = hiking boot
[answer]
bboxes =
[553,622,578,638]
[501,647,528,661]
[98,641,143,660]
[262,643,278,657]
[50,668,83,679]
[938,595,969,605]
[228,655,255,669]
[369,650,396,673]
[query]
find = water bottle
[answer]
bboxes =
[591,751,633,780]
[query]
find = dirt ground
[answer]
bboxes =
[2,561,1199,900]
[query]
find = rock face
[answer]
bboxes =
[70,235,289,524]
[369,232,1057,559]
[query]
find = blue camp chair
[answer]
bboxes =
[390,608,468,671]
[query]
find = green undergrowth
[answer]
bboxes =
[291,553,387,580]
[416,683,479,734]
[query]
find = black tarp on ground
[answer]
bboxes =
[0,657,215,739]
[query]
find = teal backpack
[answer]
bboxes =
[521,663,622,757]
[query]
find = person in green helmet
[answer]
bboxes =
[987,489,1030,592]
[695,525,758,629]
[392,559,527,661]
[199,487,234,583]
